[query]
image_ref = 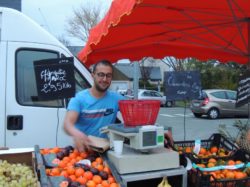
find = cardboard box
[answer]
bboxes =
[0,147,41,186]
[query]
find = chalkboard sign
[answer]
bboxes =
[236,70,250,107]
[34,57,75,100]
[164,71,202,100]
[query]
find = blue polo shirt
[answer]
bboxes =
[67,89,124,138]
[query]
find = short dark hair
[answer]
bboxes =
[92,60,113,73]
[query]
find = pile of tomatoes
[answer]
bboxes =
[40,146,119,187]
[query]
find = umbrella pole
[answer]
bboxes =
[133,61,139,100]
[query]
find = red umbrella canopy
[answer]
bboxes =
[78,0,250,67]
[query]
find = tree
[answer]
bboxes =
[66,3,108,44]
[160,56,190,71]
[57,35,71,46]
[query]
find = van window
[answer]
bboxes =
[75,69,90,92]
[16,49,63,107]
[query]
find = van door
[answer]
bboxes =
[0,41,7,147]
[6,43,64,148]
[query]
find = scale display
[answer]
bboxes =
[143,131,156,147]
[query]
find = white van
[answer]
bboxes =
[0,7,93,148]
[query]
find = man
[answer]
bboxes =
[64,60,124,152]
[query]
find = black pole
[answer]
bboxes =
[183,99,187,140]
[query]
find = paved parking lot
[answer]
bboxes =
[156,107,249,141]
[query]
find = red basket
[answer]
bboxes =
[119,100,160,126]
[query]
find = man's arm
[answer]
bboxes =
[63,111,91,152]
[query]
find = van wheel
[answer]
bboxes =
[208,108,219,119]
[193,113,202,118]
[165,101,173,107]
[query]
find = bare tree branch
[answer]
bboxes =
[65,4,108,44]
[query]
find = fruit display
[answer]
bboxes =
[0,159,38,187]
[190,158,250,187]
[172,134,250,186]
[40,146,119,187]
[173,134,239,163]
[176,146,231,158]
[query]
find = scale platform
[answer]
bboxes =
[107,146,179,174]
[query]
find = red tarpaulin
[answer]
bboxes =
[78,0,250,67]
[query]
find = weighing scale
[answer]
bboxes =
[103,124,180,174]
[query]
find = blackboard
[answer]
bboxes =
[236,70,250,107]
[34,57,75,100]
[163,71,202,100]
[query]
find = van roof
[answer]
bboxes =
[0,7,65,48]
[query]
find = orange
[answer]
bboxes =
[227,160,235,166]
[58,160,67,168]
[225,171,235,179]
[103,166,111,175]
[207,162,215,168]
[185,147,192,153]
[73,149,80,156]
[102,180,111,187]
[108,176,115,183]
[50,168,61,176]
[41,148,50,154]
[199,147,207,155]
[76,176,87,185]
[234,171,245,179]
[76,156,82,161]
[49,147,60,154]
[86,180,96,187]
[208,158,217,164]
[75,168,85,177]
[84,171,94,180]
[235,160,242,165]
[96,164,104,171]
[62,156,70,163]
[66,166,75,175]
[80,152,88,159]
[110,183,119,187]
[70,158,77,165]
[96,157,103,164]
[93,175,103,184]
[69,174,77,181]
[46,168,51,175]
[69,152,78,159]
[60,170,68,178]
[92,161,98,168]
[210,146,218,154]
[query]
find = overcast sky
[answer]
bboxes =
[22,0,112,46]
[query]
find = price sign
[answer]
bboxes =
[34,57,75,100]
[236,70,250,107]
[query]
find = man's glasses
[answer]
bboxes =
[96,72,113,79]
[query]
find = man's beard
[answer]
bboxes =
[95,83,110,92]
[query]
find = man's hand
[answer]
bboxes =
[73,130,92,152]
[63,111,92,152]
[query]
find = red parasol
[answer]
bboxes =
[78,0,250,67]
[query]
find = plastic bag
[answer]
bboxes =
[157,177,172,187]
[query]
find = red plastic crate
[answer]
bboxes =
[119,100,160,126]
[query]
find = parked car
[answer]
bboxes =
[190,89,248,119]
[125,89,174,107]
